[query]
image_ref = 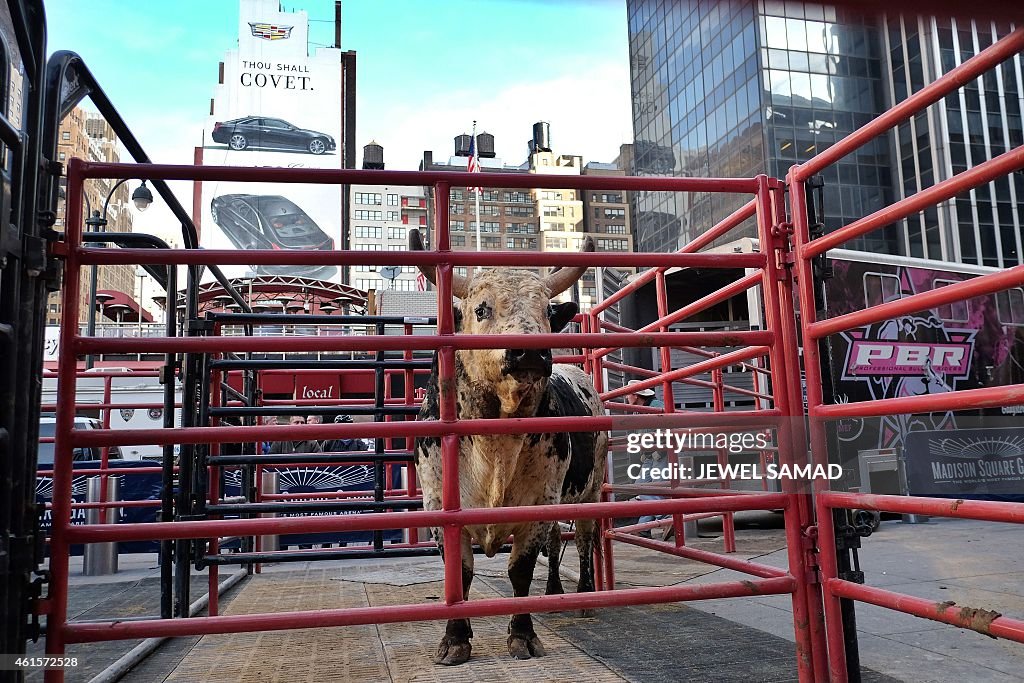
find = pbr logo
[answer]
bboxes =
[249,22,293,41]
[119,408,135,422]
[839,305,977,449]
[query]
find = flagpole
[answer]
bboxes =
[472,120,482,272]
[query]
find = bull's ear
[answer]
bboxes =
[548,301,578,332]
[453,306,463,332]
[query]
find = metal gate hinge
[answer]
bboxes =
[21,233,47,276]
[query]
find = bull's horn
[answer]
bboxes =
[408,229,470,299]
[542,235,595,297]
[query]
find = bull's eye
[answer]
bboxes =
[474,302,492,321]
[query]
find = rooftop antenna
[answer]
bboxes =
[379,265,401,290]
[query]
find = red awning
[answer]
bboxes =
[96,289,155,323]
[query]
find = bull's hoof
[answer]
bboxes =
[577,607,596,618]
[545,579,565,596]
[434,637,472,665]
[508,633,546,659]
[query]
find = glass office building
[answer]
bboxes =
[627,1,1024,265]
[885,15,1024,267]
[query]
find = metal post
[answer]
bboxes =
[160,259,177,618]
[374,321,386,551]
[46,160,87,675]
[83,476,120,576]
[260,471,280,554]
[84,210,106,370]
[757,176,824,683]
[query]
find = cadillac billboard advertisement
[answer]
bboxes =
[825,258,1024,500]
[201,0,343,281]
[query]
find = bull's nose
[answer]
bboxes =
[505,348,552,373]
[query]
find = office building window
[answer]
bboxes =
[597,238,628,251]
[354,192,382,205]
[355,226,382,239]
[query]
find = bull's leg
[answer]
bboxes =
[434,532,475,666]
[574,518,599,617]
[574,518,597,594]
[507,526,546,659]
[544,522,565,596]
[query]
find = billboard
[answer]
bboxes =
[201,0,344,281]
[824,257,1024,498]
[904,428,1024,500]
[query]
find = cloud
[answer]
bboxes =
[361,57,632,171]
[108,110,208,248]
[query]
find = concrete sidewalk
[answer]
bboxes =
[675,515,1024,683]
[33,515,1024,682]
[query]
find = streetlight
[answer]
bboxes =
[85,179,155,369]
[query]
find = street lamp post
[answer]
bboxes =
[84,180,154,369]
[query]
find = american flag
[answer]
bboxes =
[467,134,481,194]
[416,270,427,291]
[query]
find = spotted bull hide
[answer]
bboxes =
[412,258,608,666]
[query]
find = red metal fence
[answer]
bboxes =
[786,25,1024,683]
[39,24,1024,683]
[48,160,825,682]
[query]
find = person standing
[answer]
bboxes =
[260,414,279,455]
[626,380,669,538]
[269,415,323,455]
[323,414,368,452]
[307,414,325,451]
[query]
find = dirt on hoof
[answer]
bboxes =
[434,637,472,665]
[508,633,546,659]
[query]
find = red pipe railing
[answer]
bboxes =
[788,24,1024,683]
[44,157,822,683]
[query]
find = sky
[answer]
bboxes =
[45,0,633,244]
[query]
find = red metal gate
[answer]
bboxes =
[40,24,1024,683]
[48,162,825,682]
[787,25,1024,683]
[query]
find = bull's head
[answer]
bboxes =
[410,229,593,415]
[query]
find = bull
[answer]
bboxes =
[410,230,608,665]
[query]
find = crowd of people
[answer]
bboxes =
[259,413,370,455]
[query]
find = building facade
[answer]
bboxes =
[348,182,428,292]
[418,125,634,311]
[884,14,1024,266]
[627,1,1023,263]
[48,107,137,325]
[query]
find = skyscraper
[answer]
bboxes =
[884,14,1024,266]
[627,1,1023,263]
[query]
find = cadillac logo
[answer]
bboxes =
[249,22,293,40]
